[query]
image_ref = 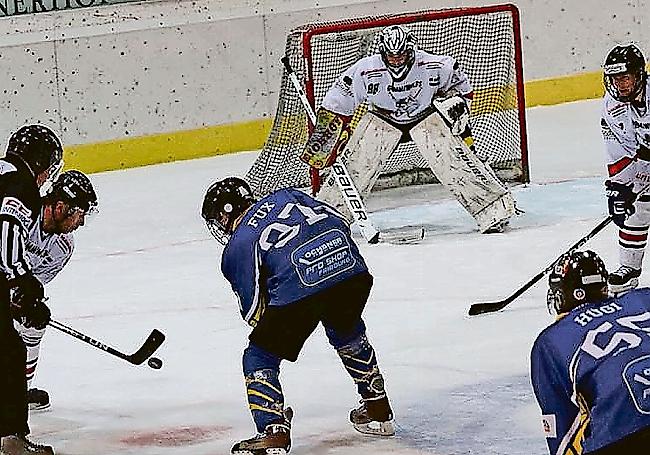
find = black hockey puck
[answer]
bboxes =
[147,357,163,369]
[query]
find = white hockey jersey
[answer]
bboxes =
[24,213,75,285]
[601,78,650,192]
[321,50,472,124]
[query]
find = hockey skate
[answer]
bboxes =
[484,220,509,234]
[608,265,641,295]
[27,388,50,412]
[349,396,395,436]
[0,434,54,455]
[231,408,292,455]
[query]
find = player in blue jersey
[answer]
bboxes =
[531,250,650,454]
[201,177,394,455]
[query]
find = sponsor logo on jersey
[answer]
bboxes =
[387,80,422,93]
[292,228,356,286]
[632,120,650,129]
[541,414,557,438]
[1,197,32,230]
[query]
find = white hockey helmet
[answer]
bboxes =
[378,25,417,81]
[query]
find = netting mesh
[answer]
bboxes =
[247,6,527,197]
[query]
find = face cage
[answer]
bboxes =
[381,48,415,80]
[604,70,647,102]
[206,219,231,245]
[39,160,65,196]
[67,201,99,224]
[546,287,564,315]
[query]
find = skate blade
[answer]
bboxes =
[28,402,51,412]
[608,278,639,296]
[231,449,288,455]
[352,420,395,436]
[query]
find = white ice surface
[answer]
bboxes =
[31,98,621,454]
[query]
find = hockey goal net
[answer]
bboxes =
[246,4,528,197]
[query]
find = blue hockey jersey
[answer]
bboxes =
[221,188,368,327]
[531,288,650,454]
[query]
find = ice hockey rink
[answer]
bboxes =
[31,98,613,455]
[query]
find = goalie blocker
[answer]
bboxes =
[314,97,516,233]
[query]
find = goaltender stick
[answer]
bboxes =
[302,24,517,233]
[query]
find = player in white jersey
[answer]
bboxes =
[302,24,516,233]
[600,43,650,293]
[13,170,98,411]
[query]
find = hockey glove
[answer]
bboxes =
[9,274,50,330]
[605,180,636,227]
[301,108,351,170]
[432,95,470,136]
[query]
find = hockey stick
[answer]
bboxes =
[468,216,613,316]
[281,56,424,245]
[49,319,165,367]
[469,181,650,316]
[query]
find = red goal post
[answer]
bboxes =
[247,4,529,197]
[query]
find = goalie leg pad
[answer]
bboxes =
[317,113,402,222]
[410,113,516,233]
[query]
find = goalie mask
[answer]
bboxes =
[546,250,608,315]
[378,25,417,81]
[603,43,647,102]
[202,177,256,245]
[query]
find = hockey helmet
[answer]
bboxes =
[202,177,256,245]
[6,124,64,178]
[547,250,608,315]
[45,170,98,216]
[378,25,417,81]
[603,43,647,102]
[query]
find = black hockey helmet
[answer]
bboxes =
[6,124,64,177]
[378,25,417,81]
[202,177,256,245]
[603,43,647,102]
[547,250,608,315]
[44,170,98,215]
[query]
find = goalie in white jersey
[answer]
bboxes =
[13,170,98,411]
[302,24,517,233]
[600,43,650,294]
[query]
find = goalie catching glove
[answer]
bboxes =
[605,180,637,227]
[301,108,352,170]
[432,95,470,136]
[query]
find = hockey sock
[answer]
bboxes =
[242,343,285,433]
[330,329,386,400]
[20,327,45,387]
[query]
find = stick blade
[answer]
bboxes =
[468,300,509,316]
[127,329,166,365]
[379,227,425,245]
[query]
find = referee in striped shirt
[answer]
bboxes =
[0,125,62,455]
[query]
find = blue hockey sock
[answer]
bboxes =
[328,328,386,400]
[242,343,285,433]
